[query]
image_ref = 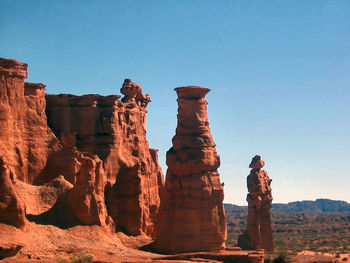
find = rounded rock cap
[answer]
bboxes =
[249,155,265,169]
[175,86,210,99]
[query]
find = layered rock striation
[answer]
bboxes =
[0,59,59,184]
[44,79,163,236]
[0,58,163,237]
[238,155,274,252]
[155,86,227,253]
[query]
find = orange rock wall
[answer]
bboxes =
[0,58,163,236]
[45,84,163,236]
[0,58,60,183]
[0,158,26,228]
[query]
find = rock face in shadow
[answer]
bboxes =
[0,58,163,237]
[0,157,26,228]
[238,155,274,252]
[44,79,163,236]
[0,58,60,183]
[155,86,227,253]
[0,243,24,260]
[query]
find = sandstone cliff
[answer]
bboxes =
[44,79,163,236]
[0,58,163,238]
[0,59,60,183]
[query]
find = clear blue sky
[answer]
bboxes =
[1,1,349,205]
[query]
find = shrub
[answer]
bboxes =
[273,251,289,263]
[56,252,93,263]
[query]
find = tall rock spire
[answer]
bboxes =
[238,155,274,252]
[155,86,227,253]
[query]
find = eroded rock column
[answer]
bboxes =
[239,155,274,252]
[155,86,227,253]
[0,157,26,228]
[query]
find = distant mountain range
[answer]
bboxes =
[225,199,350,213]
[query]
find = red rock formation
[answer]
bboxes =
[0,57,162,239]
[0,157,26,228]
[120,78,142,102]
[155,86,227,253]
[0,58,59,183]
[66,153,108,226]
[33,151,109,228]
[238,155,274,252]
[45,79,163,237]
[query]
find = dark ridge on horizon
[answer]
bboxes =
[224,199,350,213]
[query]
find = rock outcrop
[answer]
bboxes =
[238,155,274,252]
[0,58,60,183]
[44,79,163,236]
[66,153,108,226]
[155,86,227,253]
[0,58,163,237]
[0,243,24,260]
[33,152,110,228]
[0,157,26,228]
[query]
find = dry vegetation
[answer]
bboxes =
[225,204,350,254]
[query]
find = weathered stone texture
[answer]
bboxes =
[45,79,163,236]
[0,157,26,228]
[0,58,59,183]
[238,155,274,252]
[155,86,227,253]
[0,58,163,237]
[64,152,108,226]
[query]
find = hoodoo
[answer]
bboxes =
[238,155,274,252]
[155,86,227,253]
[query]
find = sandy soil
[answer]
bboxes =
[0,222,164,262]
[293,250,350,262]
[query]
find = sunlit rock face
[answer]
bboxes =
[45,79,164,237]
[0,58,163,238]
[0,157,27,228]
[0,58,60,184]
[155,86,227,254]
[65,152,109,226]
[238,155,274,252]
